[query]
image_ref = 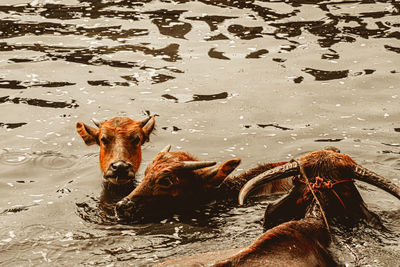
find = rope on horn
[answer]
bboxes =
[294,159,331,237]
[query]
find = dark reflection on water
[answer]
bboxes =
[382,143,400,148]
[385,45,400,53]
[353,69,376,76]
[315,138,344,143]
[381,150,400,155]
[0,122,27,129]
[322,49,339,60]
[245,49,269,59]
[186,15,237,31]
[162,94,179,103]
[0,3,142,20]
[228,24,264,40]
[272,58,286,63]
[161,92,229,103]
[88,80,130,87]
[0,42,181,65]
[0,79,75,90]
[302,68,349,81]
[0,96,78,109]
[0,79,27,89]
[0,20,148,40]
[189,92,229,102]
[151,74,176,84]
[145,9,192,39]
[1,204,37,214]
[293,76,304,83]
[244,123,294,131]
[257,124,293,131]
[208,48,230,60]
[205,33,230,41]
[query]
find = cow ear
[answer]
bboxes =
[141,116,155,144]
[76,122,99,146]
[202,158,241,187]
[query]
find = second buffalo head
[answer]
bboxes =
[115,145,241,221]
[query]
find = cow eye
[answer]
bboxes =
[101,136,110,145]
[158,177,173,187]
[132,135,141,145]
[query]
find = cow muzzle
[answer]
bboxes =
[104,160,135,184]
[115,197,136,220]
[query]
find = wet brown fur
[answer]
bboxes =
[260,149,386,230]
[76,116,155,204]
[156,217,336,267]
[213,218,335,267]
[115,151,292,220]
[131,152,203,199]
[136,153,292,200]
[298,150,356,183]
[157,148,398,266]
[124,151,218,201]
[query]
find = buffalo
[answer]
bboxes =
[76,116,155,205]
[115,145,292,221]
[157,147,400,266]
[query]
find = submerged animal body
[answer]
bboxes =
[76,116,155,204]
[157,217,334,267]
[115,145,292,221]
[157,148,400,266]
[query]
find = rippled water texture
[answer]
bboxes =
[0,0,400,266]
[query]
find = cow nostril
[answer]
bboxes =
[110,162,118,171]
[110,161,132,174]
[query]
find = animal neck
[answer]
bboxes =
[304,190,383,229]
[214,216,334,267]
[219,161,292,199]
[305,201,326,222]
[100,180,137,204]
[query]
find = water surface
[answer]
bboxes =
[0,0,399,266]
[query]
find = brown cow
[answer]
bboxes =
[115,145,292,221]
[156,147,400,266]
[239,147,400,229]
[157,215,335,267]
[76,116,155,205]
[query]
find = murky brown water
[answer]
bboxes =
[0,0,400,266]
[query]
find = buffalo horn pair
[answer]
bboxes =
[91,117,153,128]
[239,161,400,205]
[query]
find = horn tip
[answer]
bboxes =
[182,161,217,170]
[91,118,101,127]
[238,190,245,206]
[161,144,172,153]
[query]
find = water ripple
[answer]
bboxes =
[0,149,77,170]
[0,150,31,166]
[32,152,78,170]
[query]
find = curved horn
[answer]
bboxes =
[91,118,101,128]
[353,164,400,200]
[182,161,216,170]
[160,145,171,153]
[238,161,300,205]
[140,116,152,127]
